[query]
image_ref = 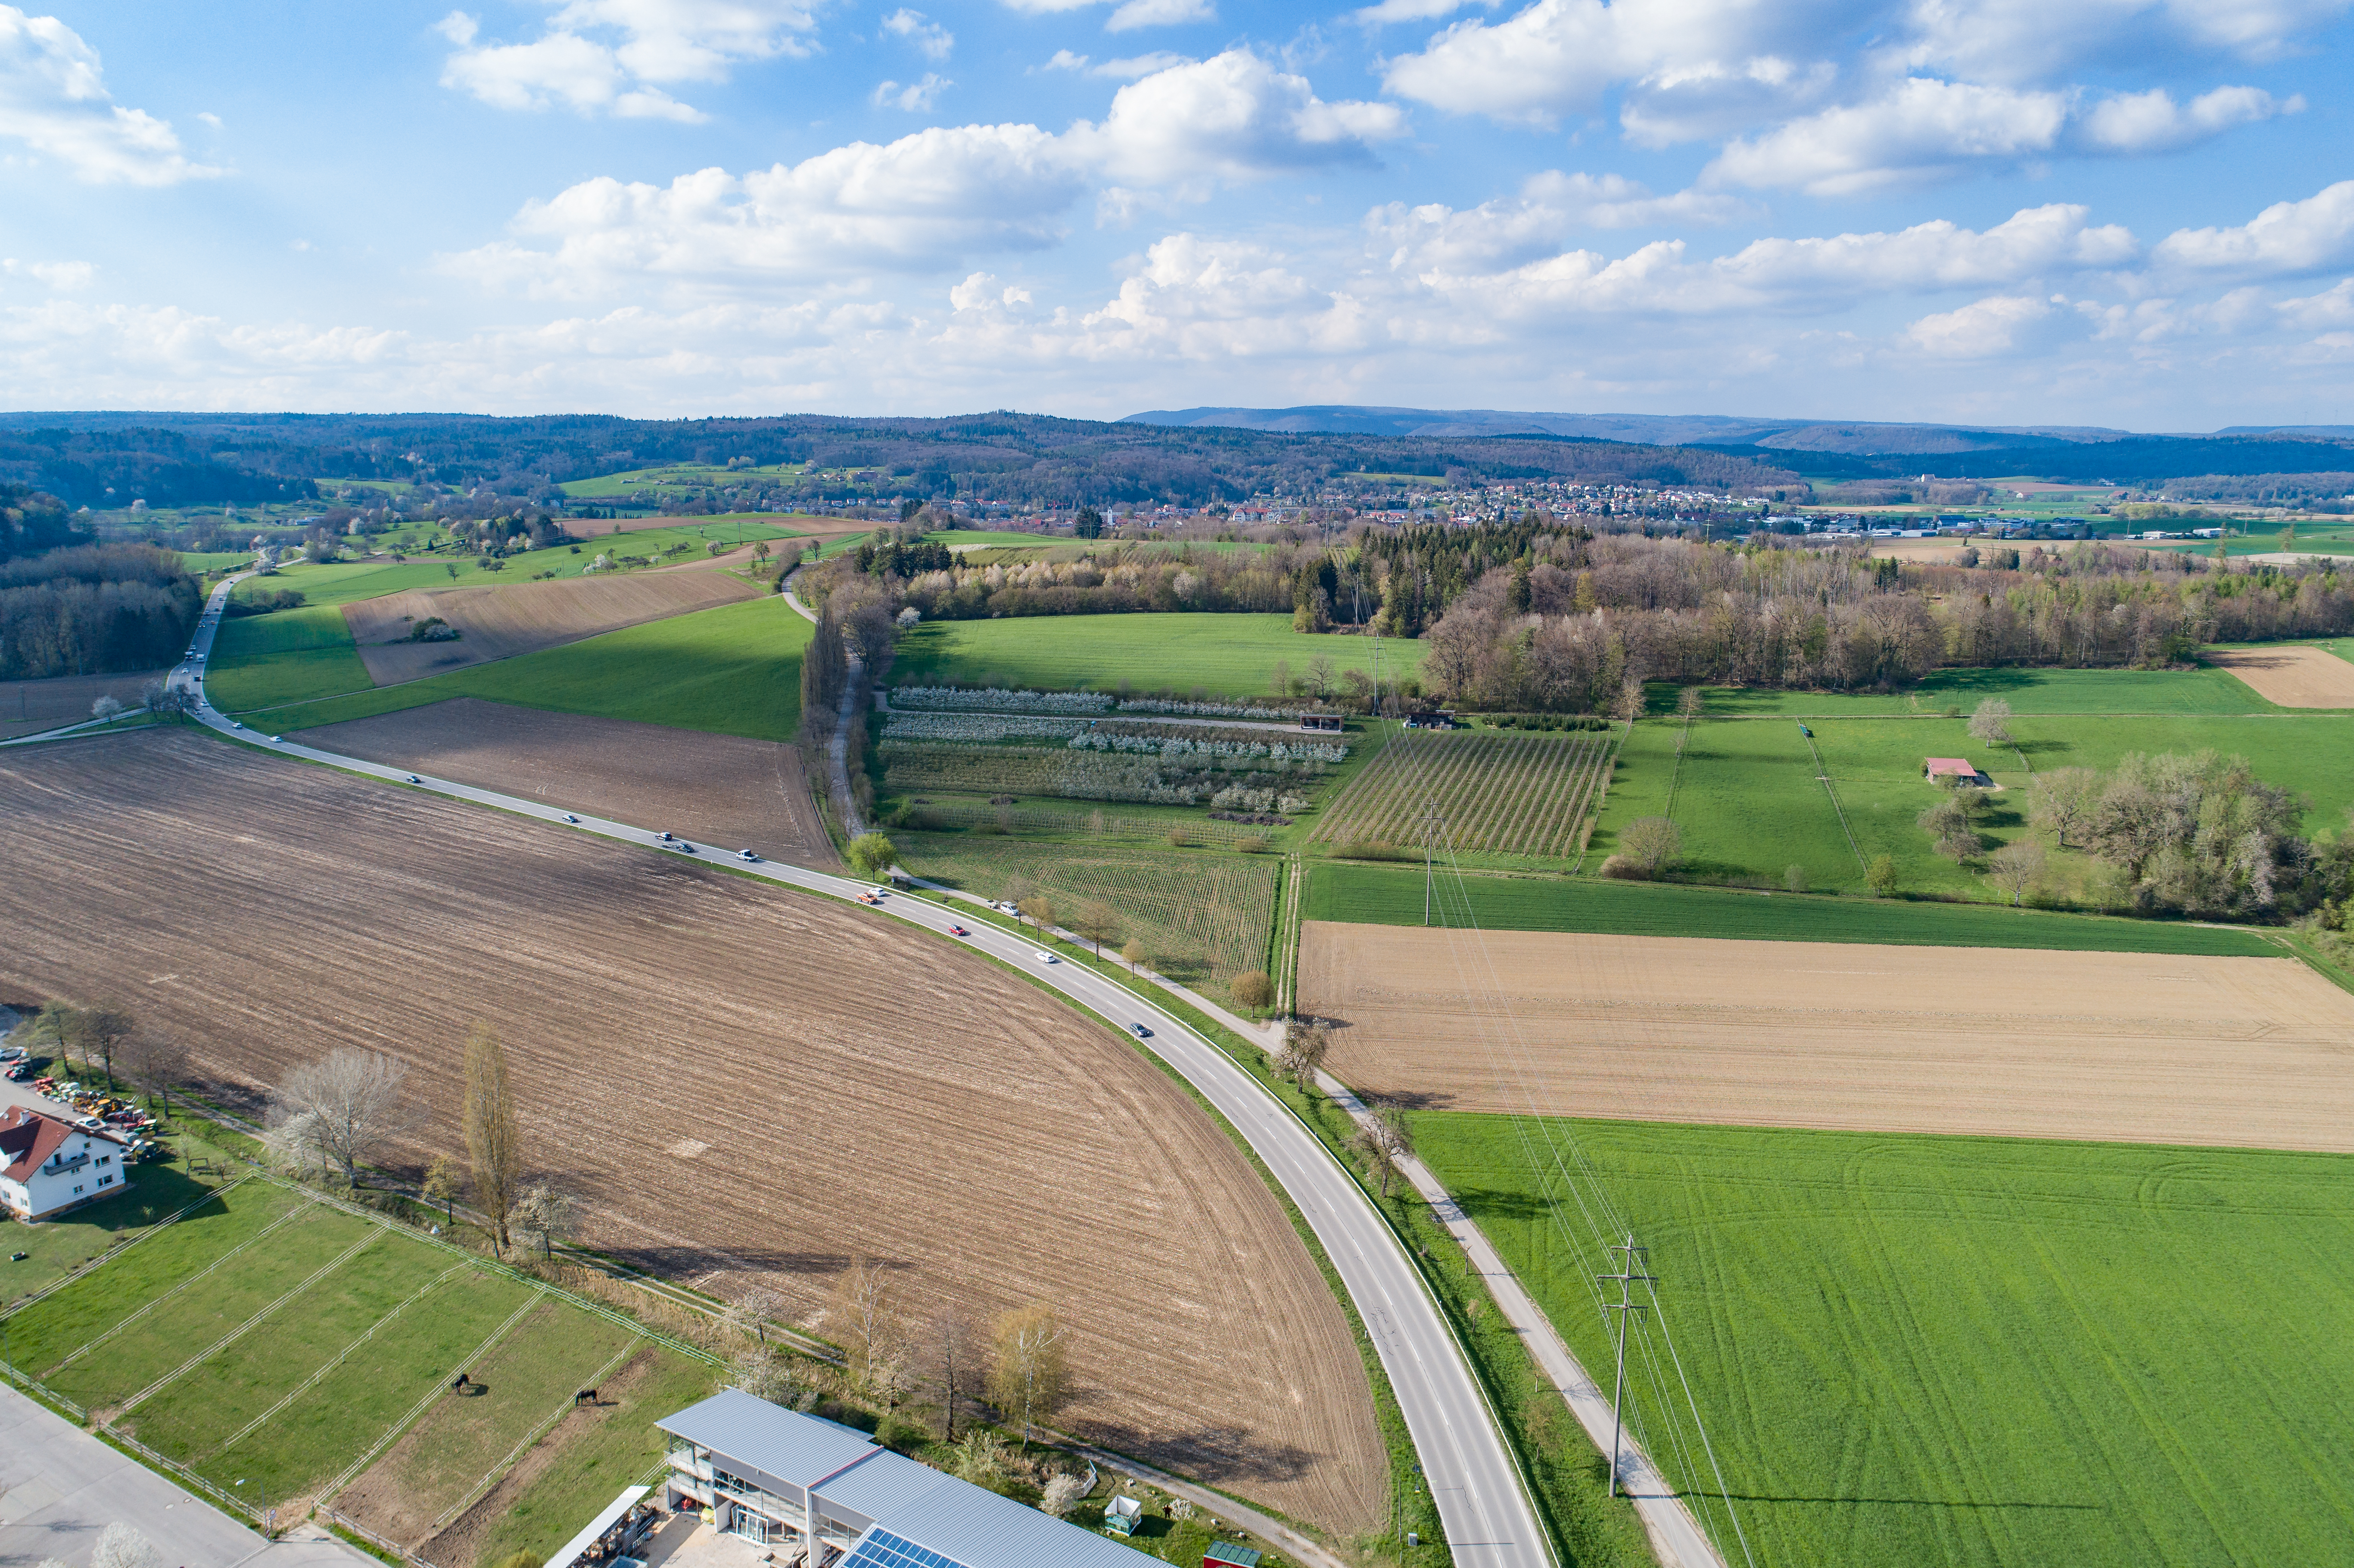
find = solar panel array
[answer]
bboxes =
[844,1527,973,1568]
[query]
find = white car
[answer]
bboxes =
[869,886,889,898]
[563,813,580,824]
[738,849,760,862]
[1034,949,1057,964]
[268,735,282,743]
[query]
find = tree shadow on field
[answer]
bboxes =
[1082,1419,1324,1490]
[610,1244,885,1278]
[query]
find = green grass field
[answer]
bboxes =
[891,613,1425,699]
[557,462,806,497]
[1301,860,2279,955]
[241,523,800,608]
[895,831,1281,989]
[1653,665,2280,718]
[248,595,813,742]
[1415,1114,2354,1568]
[205,605,378,712]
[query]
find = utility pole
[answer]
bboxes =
[1414,802,1444,926]
[1598,1235,1655,1498]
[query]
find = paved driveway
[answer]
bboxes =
[0,1385,369,1568]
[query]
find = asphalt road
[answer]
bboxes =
[172,574,1557,1568]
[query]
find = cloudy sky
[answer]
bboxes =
[2,0,2350,427]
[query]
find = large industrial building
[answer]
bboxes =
[659,1390,1158,1568]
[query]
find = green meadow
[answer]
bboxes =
[1415,1114,2354,1568]
[205,605,379,712]
[891,612,1426,698]
[1301,860,2276,955]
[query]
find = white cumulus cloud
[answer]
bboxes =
[1106,0,1216,30]
[0,6,220,185]
[2153,180,2354,279]
[883,9,955,62]
[872,73,953,111]
[1705,79,2070,196]
[437,0,817,119]
[1902,293,2058,356]
[1071,49,1406,187]
[2078,85,2300,153]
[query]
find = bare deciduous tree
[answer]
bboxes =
[274,1048,415,1185]
[828,1257,906,1400]
[987,1304,1069,1447]
[90,1524,163,1568]
[1121,937,1147,974]
[464,1027,523,1255]
[1041,1473,1087,1518]
[1349,1104,1416,1199]
[722,1285,782,1344]
[78,1005,135,1089]
[2030,766,2100,849]
[1074,899,1119,955]
[1277,1022,1330,1093]
[1617,816,1682,876]
[422,1156,459,1227]
[1985,840,2047,906]
[117,1031,190,1116]
[513,1178,578,1259]
[929,1300,975,1442]
[1967,697,2014,746]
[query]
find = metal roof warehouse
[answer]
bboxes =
[656,1390,1158,1568]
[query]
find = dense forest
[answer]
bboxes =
[0,543,201,679]
[1417,534,2354,712]
[1,482,86,563]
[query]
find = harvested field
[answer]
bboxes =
[2205,644,2354,707]
[0,731,1383,1537]
[299,699,835,869]
[343,568,759,684]
[1299,919,2354,1151]
[0,669,166,738]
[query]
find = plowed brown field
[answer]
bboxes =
[344,569,759,684]
[1300,919,2354,1151]
[0,731,1383,1536]
[2206,644,2354,707]
[0,669,168,738]
[297,699,835,870]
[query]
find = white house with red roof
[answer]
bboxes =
[0,1105,131,1220]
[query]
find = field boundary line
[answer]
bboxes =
[47,1192,321,1375]
[102,1422,271,1530]
[316,1285,553,1507]
[1799,729,1869,874]
[320,1505,431,1568]
[206,1260,475,1460]
[111,1225,382,1418]
[422,1331,646,1536]
[0,1359,86,1420]
[1569,720,1633,877]
[0,1173,256,1325]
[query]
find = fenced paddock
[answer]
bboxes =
[0,1168,717,1558]
[1311,729,1615,861]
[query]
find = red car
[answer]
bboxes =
[948,924,969,936]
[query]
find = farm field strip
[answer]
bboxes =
[200,1260,474,1459]
[2,1174,270,1334]
[425,1328,648,1539]
[1301,920,2354,1151]
[127,1230,442,1453]
[113,1226,384,1417]
[1314,731,1609,858]
[318,1285,555,1506]
[50,1192,322,1373]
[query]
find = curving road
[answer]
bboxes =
[166,574,1557,1568]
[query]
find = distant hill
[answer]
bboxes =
[1124,405,2137,455]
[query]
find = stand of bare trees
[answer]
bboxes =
[986,1304,1069,1448]
[464,1026,523,1254]
[265,1048,417,1185]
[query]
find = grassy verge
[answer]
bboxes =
[1415,1112,2354,1568]
[1300,861,2282,955]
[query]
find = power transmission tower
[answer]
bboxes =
[1414,801,1444,926]
[1597,1234,1656,1498]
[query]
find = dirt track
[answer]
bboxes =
[343,569,759,684]
[0,731,1383,1536]
[1300,919,2354,1152]
[297,699,837,870]
[0,669,167,739]
[2205,645,2354,708]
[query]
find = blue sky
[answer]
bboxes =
[2,0,2350,426]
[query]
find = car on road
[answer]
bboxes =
[1130,1023,1152,1038]
[676,841,697,853]
[563,813,580,823]
[230,721,243,730]
[268,735,281,743]
[1034,949,1057,964]
[738,849,759,862]
[947,924,968,936]
[658,831,675,841]
[868,886,890,898]
[406,774,421,783]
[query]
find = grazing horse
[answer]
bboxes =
[575,1388,598,1405]
[452,1372,473,1393]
